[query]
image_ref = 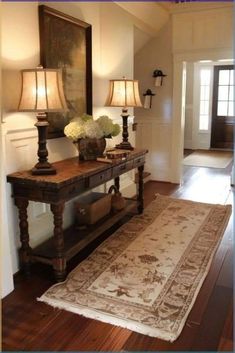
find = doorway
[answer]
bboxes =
[184,61,234,152]
[183,61,234,171]
[171,51,234,185]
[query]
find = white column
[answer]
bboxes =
[170,59,187,184]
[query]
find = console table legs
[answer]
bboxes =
[114,176,120,191]
[15,197,31,275]
[137,165,144,214]
[50,203,66,282]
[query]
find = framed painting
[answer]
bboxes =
[39,5,92,139]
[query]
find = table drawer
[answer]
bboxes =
[89,169,112,188]
[133,156,145,168]
[113,160,133,177]
[60,180,86,201]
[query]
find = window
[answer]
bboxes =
[217,69,234,117]
[199,69,211,131]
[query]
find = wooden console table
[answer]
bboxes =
[7,149,147,282]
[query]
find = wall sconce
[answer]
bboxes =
[153,69,166,87]
[143,89,155,109]
[18,65,67,175]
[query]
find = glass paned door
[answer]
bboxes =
[211,65,234,149]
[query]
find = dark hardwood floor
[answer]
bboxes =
[2,162,234,351]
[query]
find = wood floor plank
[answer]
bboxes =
[63,323,132,351]
[216,247,233,289]
[219,299,234,342]
[2,274,58,351]
[25,311,91,351]
[2,301,61,351]
[218,338,234,352]
[191,286,232,351]
[187,244,228,325]
[122,321,199,351]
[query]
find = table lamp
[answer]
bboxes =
[18,66,67,175]
[105,78,142,150]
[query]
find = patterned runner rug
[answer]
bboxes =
[39,195,231,342]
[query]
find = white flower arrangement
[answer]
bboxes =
[64,114,121,142]
[84,120,103,139]
[64,120,85,141]
[96,115,116,137]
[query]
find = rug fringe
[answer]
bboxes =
[37,295,177,342]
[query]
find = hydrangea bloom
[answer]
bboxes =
[64,114,120,141]
[97,116,115,137]
[81,113,93,122]
[112,123,121,137]
[84,120,103,139]
[64,121,85,141]
[70,117,84,125]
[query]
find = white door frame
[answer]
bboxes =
[171,49,233,184]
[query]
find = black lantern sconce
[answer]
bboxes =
[143,89,155,109]
[153,69,167,87]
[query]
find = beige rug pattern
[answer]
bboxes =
[183,150,233,168]
[39,195,231,342]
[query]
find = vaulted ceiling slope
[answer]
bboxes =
[115,2,170,36]
[114,2,170,54]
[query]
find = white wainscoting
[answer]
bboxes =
[135,117,172,182]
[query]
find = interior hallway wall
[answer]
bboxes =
[134,20,173,181]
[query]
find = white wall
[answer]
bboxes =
[172,6,233,53]
[134,20,173,181]
[1,1,137,296]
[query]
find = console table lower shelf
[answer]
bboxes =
[31,199,137,274]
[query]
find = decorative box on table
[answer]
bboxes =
[75,192,112,226]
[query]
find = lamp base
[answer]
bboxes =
[32,162,56,175]
[32,113,56,175]
[116,109,134,151]
[115,141,134,150]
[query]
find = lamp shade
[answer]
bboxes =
[105,79,142,108]
[18,66,67,112]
